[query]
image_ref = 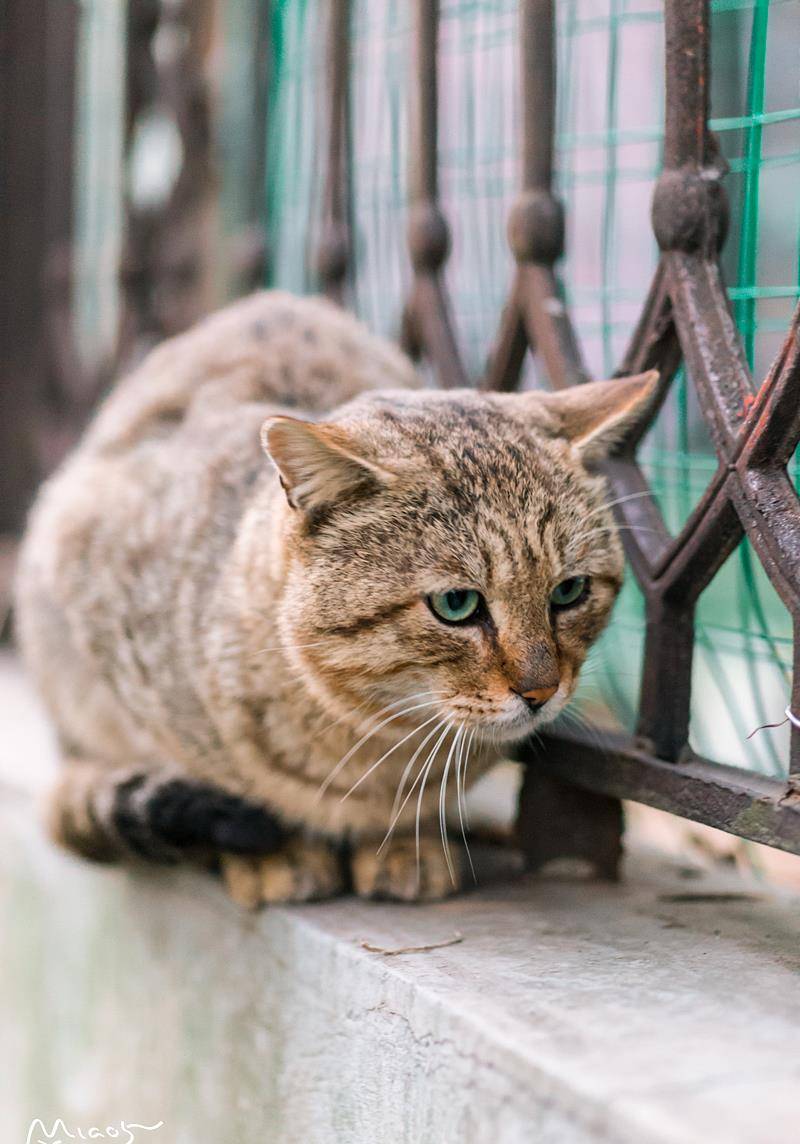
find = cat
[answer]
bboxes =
[15,291,656,906]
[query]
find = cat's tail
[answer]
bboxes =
[46,759,286,864]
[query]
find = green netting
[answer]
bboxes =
[266,0,800,777]
[215,0,267,299]
[266,0,322,294]
[73,0,127,374]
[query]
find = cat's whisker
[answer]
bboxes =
[381,718,449,850]
[466,728,477,800]
[284,656,395,690]
[352,690,449,738]
[380,720,451,857]
[557,705,606,749]
[249,639,332,659]
[318,692,432,788]
[315,695,375,738]
[438,725,463,885]
[341,691,428,740]
[317,695,444,799]
[569,524,660,549]
[317,690,440,741]
[454,724,477,883]
[582,490,655,521]
[262,659,349,692]
[298,691,387,743]
[572,523,660,542]
[339,711,442,802]
[415,722,454,881]
[462,728,477,832]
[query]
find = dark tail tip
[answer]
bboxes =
[113,776,286,862]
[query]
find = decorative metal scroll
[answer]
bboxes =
[122,0,268,345]
[121,0,218,345]
[316,0,800,867]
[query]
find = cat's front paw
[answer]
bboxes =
[221,837,344,909]
[351,836,462,902]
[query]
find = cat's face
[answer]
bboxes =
[264,375,656,745]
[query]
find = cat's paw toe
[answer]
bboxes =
[351,836,461,902]
[221,838,344,909]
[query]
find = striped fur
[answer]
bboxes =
[16,291,656,903]
[47,762,284,864]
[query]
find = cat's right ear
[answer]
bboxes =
[533,370,659,462]
[260,416,395,512]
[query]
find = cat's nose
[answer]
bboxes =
[516,682,559,710]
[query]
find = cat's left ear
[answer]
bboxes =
[261,416,395,512]
[535,370,659,462]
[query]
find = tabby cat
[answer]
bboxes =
[15,292,656,906]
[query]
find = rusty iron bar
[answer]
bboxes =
[529,731,800,854]
[401,0,468,388]
[606,0,735,760]
[118,0,160,357]
[516,767,623,881]
[731,325,800,626]
[317,0,351,302]
[519,0,554,193]
[409,0,439,207]
[732,315,800,786]
[485,0,587,392]
[661,0,711,170]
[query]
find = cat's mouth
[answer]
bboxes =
[441,681,565,745]
[465,685,571,743]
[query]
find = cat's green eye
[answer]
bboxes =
[428,589,483,625]
[550,575,589,610]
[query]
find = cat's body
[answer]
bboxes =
[16,291,655,905]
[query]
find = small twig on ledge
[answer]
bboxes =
[360,931,463,957]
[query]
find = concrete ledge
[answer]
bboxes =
[5,804,800,1144]
[3,656,800,1143]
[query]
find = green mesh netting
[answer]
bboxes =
[267,1,800,776]
[73,0,127,374]
[216,0,267,298]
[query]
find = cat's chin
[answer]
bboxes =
[482,702,564,744]
[482,714,545,745]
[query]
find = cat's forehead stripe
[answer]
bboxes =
[315,596,419,638]
[479,521,523,584]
